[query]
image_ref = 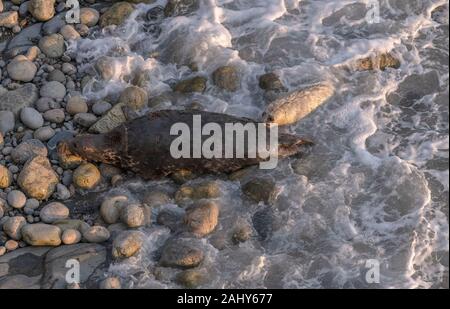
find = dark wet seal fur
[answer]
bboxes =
[59,110,313,179]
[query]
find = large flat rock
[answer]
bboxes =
[0,84,39,116]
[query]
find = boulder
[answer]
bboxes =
[17,156,59,200]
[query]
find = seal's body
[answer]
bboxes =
[61,110,311,179]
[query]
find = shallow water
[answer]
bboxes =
[70,0,449,288]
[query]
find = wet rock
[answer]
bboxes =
[7,190,27,209]
[11,139,48,164]
[28,0,55,22]
[22,223,62,246]
[0,84,39,116]
[0,246,49,280]
[159,236,204,268]
[92,101,112,116]
[20,107,43,129]
[252,207,279,240]
[120,204,145,228]
[262,83,334,126]
[7,55,37,82]
[387,71,441,106]
[5,240,18,251]
[119,86,148,110]
[355,53,401,71]
[83,226,110,243]
[35,98,56,113]
[59,24,80,41]
[112,230,144,259]
[431,4,449,24]
[259,72,287,92]
[62,63,76,75]
[95,56,117,81]
[232,220,253,244]
[80,8,99,27]
[73,163,101,189]
[38,33,65,58]
[0,11,18,28]
[89,102,127,133]
[99,2,135,28]
[175,181,222,203]
[43,108,65,123]
[212,65,240,91]
[40,81,66,100]
[184,200,219,237]
[3,216,26,240]
[66,96,88,115]
[0,274,41,289]
[41,243,106,289]
[175,268,206,288]
[174,76,207,93]
[40,202,69,223]
[5,23,42,56]
[74,113,97,128]
[61,229,81,245]
[0,165,13,189]
[18,155,59,200]
[34,126,55,141]
[164,0,199,17]
[42,12,65,35]
[55,184,70,200]
[47,69,65,83]
[242,177,280,204]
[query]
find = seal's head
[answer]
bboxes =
[60,132,122,165]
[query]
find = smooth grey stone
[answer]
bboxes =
[42,13,66,36]
[6,23,43,57]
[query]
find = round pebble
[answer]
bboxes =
[7,190,27,209]
[74,113,97,127]
[40,202,69,223]
[92,101,112,116]
[40,81,66,100]
[83,226,110,243]
[73,163,101,189]
[62,229,81,245]
[34,126,55,141]
[5,240,19,251]
[20,107,44,129]
[66,96,88,115]
[120,204,145,228]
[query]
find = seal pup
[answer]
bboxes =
[59,110,312,179]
